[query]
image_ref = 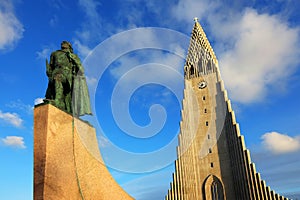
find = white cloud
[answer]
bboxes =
[72,0,103,59]
[219,9,300,103]
[78,0,101,22]
[1,136,26,149]
[0,0,24,51]
[171,0,218,23]
[36,47,52,60]
[73,39,92,59]
[6,99,33,115]
[34,98,44,105]
[49,15,58,27]
[0,110,23,127]
[76,0,102,43]
[261,132,300,154]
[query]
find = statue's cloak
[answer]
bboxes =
[72,75,92,116]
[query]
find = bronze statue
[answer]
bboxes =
[44,41,92,116]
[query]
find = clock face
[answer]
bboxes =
[198,81,207,89]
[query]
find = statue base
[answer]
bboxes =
[34,104,133,200]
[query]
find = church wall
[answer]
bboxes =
[165,21,290,200]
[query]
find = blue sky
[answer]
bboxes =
[0,0,300,199]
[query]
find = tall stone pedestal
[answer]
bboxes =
[34,104,133,200]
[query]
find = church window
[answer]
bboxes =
[190,65,194,76]
[211,181,224,200]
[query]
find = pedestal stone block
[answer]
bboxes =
[34,104,133,200]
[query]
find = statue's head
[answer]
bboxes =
[61,41,73,52]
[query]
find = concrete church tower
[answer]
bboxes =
[165,19,289,200]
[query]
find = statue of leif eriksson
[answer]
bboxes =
[44,41,92,116]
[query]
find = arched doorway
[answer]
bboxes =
[203,175,225,200]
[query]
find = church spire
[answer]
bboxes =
[184,19,218,79]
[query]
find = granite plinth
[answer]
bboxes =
[34,104,133,200]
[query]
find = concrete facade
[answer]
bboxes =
[34,104,133,200]
[165,21,289,200]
